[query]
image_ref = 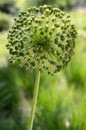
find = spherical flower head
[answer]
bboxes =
[6,5,77,75]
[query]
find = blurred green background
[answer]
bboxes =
[0,0,86,130]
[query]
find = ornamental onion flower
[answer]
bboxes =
[6,5,77,75]
[6,5,77,130]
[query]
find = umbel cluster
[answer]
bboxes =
[6,5,77,75]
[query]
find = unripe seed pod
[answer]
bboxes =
[40,31,44,35]
[19,52,24,56]
[54,23,60,27]
[49,31,53,35]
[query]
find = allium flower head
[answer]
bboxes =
[6,5,77,75]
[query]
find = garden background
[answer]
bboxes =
[0,0,86,130]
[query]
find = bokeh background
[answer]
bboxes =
[0,0,86,130]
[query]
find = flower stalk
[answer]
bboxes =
[28,68,40,130]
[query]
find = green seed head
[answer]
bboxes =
[6,5,77,75]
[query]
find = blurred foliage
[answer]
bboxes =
[35,0,57,6]
[0,107,28,130]
[0,12,10,31]
[0,32,8,59]
[15,0,86,11]
[15,0,78,11]
[71,12,86,31]
[0,0,10,5]
[0,63,31,130]
[34,85,86,130]
[55,0,78,9]
[0,0,11,5]
[36,0,78,9]
[20,0,79,10]
[0,0,19,15]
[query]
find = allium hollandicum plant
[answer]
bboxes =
[6,5,77,130]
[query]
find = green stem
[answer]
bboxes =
[28,68,40,130]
